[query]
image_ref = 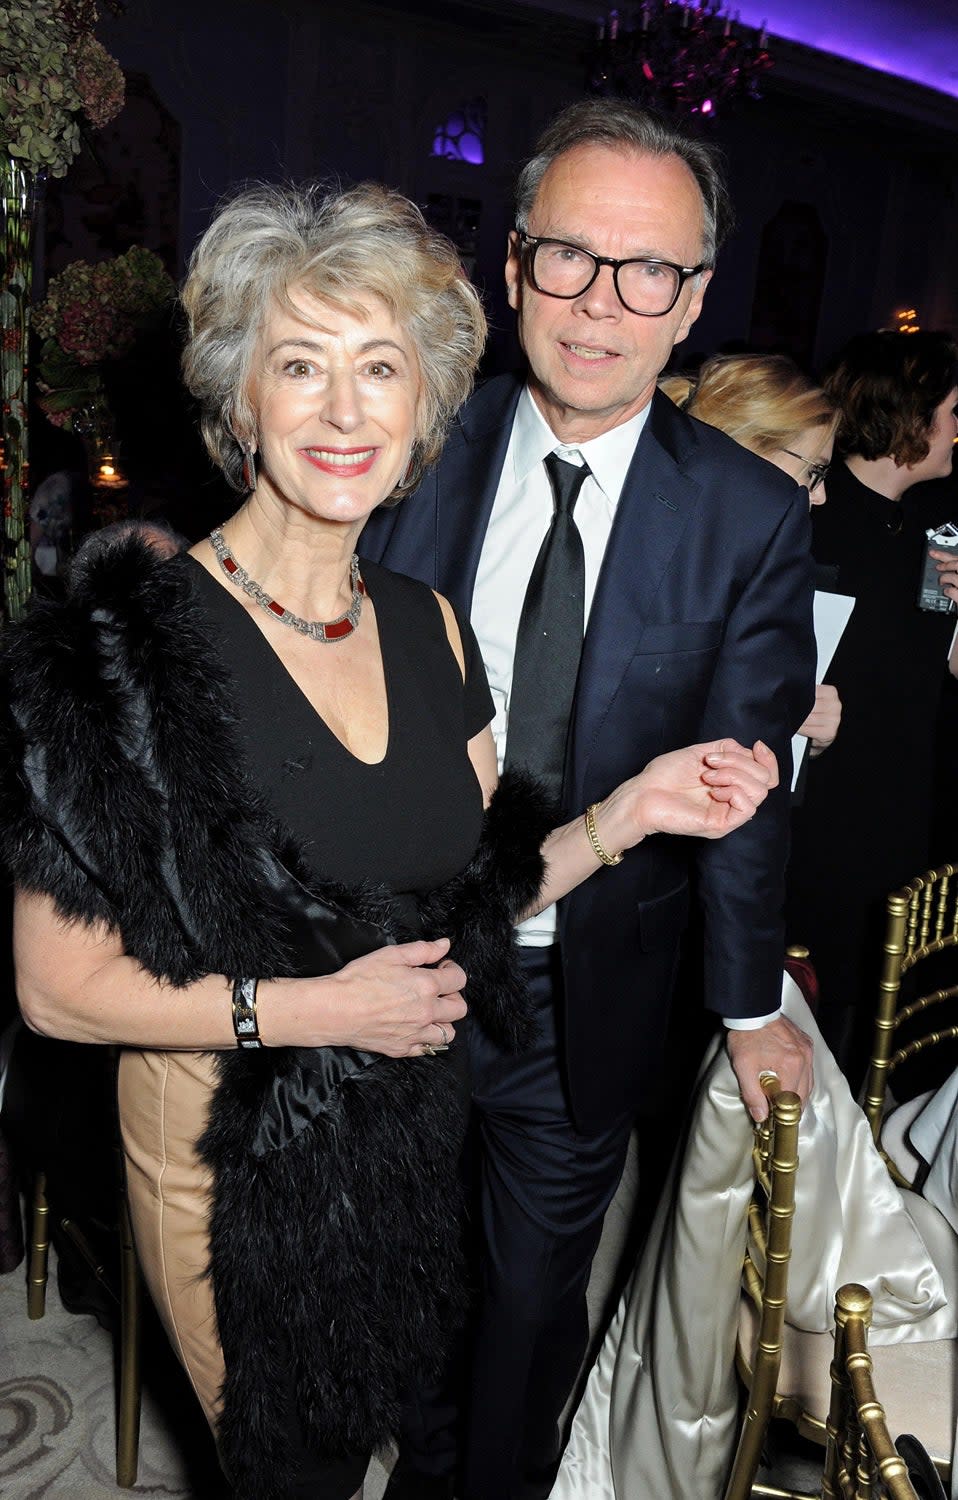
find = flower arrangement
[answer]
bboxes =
[0,0,125,177]
[34,245,176,428]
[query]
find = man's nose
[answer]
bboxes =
[574,262,623,318]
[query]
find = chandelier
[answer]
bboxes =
[587,5,772,119]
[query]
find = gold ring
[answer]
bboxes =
[437,1024,450,1047]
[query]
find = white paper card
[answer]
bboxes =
[791,590,855,791]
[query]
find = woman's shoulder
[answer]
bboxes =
[358,556,438,610]
[360,559,467,681]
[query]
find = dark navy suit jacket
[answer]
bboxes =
[361,376,815,1130]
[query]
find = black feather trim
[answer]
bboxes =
[0,535,557,1494]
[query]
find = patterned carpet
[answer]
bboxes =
[2,1249,218,1500]
[1,1149,818,1499]
[0,1246,392,1500]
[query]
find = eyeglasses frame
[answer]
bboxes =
[780,447,830,492]
[514,230,707,319]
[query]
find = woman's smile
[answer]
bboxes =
[300,445,379,475]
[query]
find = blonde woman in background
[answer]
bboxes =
[661,352,841,756]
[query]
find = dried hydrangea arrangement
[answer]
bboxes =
[34,246,176,428]
[0,0,125,176]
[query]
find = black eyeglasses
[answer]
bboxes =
[516,230,706,318]
[780,448,830,493]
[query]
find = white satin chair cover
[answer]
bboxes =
[550,978,958,1500]
[911,1069,958,1237]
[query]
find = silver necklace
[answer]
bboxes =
[209,527,365,643]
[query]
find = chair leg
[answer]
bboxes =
[27,1171,49,1320]
[750,1486,818,1499]
[115,1195,141,1487]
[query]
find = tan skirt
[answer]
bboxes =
[118,1048,225,1427]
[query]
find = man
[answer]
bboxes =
[364,100,816,1500]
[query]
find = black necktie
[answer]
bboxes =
[504,452,590,801]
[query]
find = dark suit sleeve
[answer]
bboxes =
[694,485,816,1021]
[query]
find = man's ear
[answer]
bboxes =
[674,267,712,346]
[505,230,522,312]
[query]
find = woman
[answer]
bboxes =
[662,353,842,757]
[1,183,774,1500]
[785,330,958,1074]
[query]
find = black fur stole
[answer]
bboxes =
[0,535,555,1498]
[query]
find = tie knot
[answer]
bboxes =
[544,451,590,516]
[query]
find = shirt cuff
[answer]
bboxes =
[723,1009,782,1031]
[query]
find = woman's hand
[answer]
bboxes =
[800,682,842,756]
[14,890,466,1056]
[269,937,468,1058]
[594,738,778,853]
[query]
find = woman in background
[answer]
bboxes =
[662,353,841,757]
[785,330,958,1076]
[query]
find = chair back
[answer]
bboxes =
[722,1076,802,1500]
[823,1283,920,1500]
[863,863,958,1182]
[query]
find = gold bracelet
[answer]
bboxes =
[585,803,624,867]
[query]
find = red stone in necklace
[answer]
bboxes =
[209,528,366,643]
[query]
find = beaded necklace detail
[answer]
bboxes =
[209,527,365,643]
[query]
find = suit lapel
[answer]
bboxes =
[433,377,523,612]
[570,392,703,801]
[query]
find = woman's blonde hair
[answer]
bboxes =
[181,180,487,497]
[661,353,837,458]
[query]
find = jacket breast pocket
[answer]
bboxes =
[637,882,690,953]
[635,619,724,655]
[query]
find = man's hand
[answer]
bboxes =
[800,682,842,756]
[726,1014,814,1121]
[931,547,958,607]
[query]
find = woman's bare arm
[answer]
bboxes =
[14,888,467,1056]
[466,728,778,921]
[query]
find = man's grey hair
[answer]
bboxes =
[514,100,733,268]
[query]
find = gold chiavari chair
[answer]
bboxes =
[18,1040,142,1486]
[723,1075,802,1500]
[727,1085,954,1499]
[863,863,958,1187]
[823,1283,930,1500]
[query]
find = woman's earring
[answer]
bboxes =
[241,444,257,492]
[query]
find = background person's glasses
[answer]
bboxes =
[780,448,830,492]
[516,230,705,318]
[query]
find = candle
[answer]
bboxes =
[96,458,124,488]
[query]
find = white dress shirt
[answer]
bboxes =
[471,388,648,946]
[469,386,778,1028]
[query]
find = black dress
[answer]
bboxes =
[188,556,493,910]
[786,462,955,1075]
[172,556,493,1500]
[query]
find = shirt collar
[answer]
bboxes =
[510,385,652,507]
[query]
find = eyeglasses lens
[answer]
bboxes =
[531,241,680,316]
